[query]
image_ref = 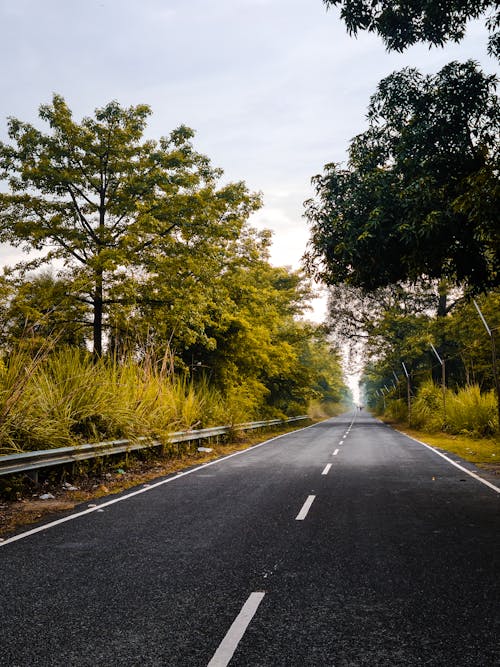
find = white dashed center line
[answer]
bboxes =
[333,449,339,456]
[208,592,266,666]
[296,495,316,520]
[322,464,332,475]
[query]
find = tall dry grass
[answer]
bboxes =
[390,380,498,437]
[0,347,257,454]
[446,384,497,436]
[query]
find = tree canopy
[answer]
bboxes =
[304,61,499,293]
[0,96,350,425]
[0,95,260,355]
[323,0,499,59]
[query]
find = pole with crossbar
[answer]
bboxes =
[430,343,446,426]
[473,300,500,428]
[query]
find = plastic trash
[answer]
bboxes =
[197,447,213,453]
[62,482,79,491]
[39,493,55,500]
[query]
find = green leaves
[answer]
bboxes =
[0,95,263,354]
[323,1,499,59]
[305,61,499,292]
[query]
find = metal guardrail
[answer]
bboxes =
[0,416,309,479]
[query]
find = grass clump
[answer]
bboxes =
[410,380,446,432]
[0,347,260,454]
[446,385,497,437]
[385,381,498,439]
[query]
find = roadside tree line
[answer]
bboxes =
[305,1,499,436]
[337,282,499,435]
[0,98,350,453]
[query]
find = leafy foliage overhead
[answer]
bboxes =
[304,61,500,293]
[323,0,500,59]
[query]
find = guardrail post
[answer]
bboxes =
[26,470,39,485]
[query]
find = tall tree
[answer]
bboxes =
[0,95,260,355]
[304,61,499,293]
[323,0,499,59]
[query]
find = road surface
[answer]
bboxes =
[1,412,499,666]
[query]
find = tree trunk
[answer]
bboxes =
[93,186,106,358]
[437,291,447,318]
[93,268,103,357]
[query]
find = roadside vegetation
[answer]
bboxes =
[347,287,500,468]
[360,290,500,441]
[382,381,499,471]
[0,344,348,456]
[305,2,499,465]
[385,422,499,472]
[385,382,497,437]
[0,98,350,456]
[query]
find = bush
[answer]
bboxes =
[0,348,262,454]
[385,398,408,423]
[445,385,497,437]
[406,380,498,436]
[411,380,446,431]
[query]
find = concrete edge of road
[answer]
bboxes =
[0,415,345,548]
[383,421,500,495]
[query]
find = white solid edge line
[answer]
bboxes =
[403,432,500,494]
[1,420,323,548]
[208,592,265,667]
[296,494,316,520]
[333,449,339,456]
[321,463,332,475]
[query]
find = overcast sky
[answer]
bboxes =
[0,0,496,322]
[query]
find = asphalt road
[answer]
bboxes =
[1,412,499,666]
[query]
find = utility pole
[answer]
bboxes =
[393,370,401,398]
[402,362,411,426]
[430,343,446,427]
[473,300,500,428]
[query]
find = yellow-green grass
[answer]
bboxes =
[388,421,500,470]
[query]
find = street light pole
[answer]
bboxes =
[473,300,500,428]
[430,343,446,427]
[402,362,411,426]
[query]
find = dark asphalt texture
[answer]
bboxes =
[1,412,499,666]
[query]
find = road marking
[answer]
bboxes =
[0,421,322,548]
[208,592,265,667]
[296,495,316,520]
[333,449,339,456]
[322,464,332,475]
[404,433,500,494]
